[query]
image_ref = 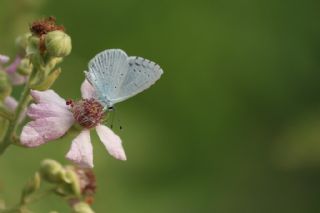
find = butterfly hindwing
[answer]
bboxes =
[110,56,163,104]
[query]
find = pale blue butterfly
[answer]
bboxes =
[85,49,163,111]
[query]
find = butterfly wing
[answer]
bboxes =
[109,56,163,104]
[85,49,129,108]
[86,49,163,107]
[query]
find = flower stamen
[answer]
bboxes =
[70,98,104,129]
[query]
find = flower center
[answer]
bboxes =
[67,98,104,129]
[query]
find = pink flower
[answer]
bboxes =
[20,80,126,168]
[0,54,27,85]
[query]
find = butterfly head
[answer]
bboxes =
[96,96,114,112]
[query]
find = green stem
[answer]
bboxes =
[2,188,55,213]
[0,85,31,155]
[21,188,55,206]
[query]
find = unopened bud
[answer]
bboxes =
[26,36,40,56]
[63,168,81,197]
[72,202,95,213]
[15,33,32,55]
[54,167,81,198]
[45,31,72,57]
[39,159,65,183]
[21,172,41,203]
[17,58,33,76]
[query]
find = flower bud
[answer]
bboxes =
[45,31,72,57]
[0,72,12,100]
[26,36,40,56]
[15,33,32,54]
[21,172,41,203]
[72,202,95,213]
[56,168,81,197]
[24,172,41,194]
[17,58,33,76]
[39,159,65,183]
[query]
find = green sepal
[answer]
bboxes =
[30,68,61,90]
[20,172,41,205]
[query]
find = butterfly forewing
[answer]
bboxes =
[86,49,129,107]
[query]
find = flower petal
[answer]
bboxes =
[66,129,94,168]
[27,103,73,120]
[31,90,66,107]
[0,54,9,64]
[6,56,21,74]
[96,124,126,161]
[4,96,18,111]
[81,79,95,99]
[20,116,74,147]
[8,72,27,85]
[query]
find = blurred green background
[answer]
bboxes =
[1,0,320,212]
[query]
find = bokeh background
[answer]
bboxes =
[1,0,320,212]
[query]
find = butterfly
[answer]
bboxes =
[85,49,163,110]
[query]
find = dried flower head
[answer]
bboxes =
[30,16,65,54]
[30,16,64,37]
